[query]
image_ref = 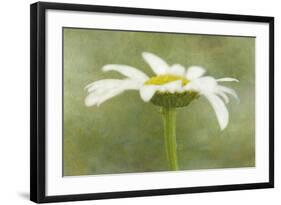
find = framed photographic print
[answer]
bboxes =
[30,1,274,203]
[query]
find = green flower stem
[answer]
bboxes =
[161,106,178,171]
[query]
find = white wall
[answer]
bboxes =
[0,0,279,204]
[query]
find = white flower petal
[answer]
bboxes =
[85,79,141,106]
[218,85,239,101]
[97,83,139,106]
[142,52,169,75]
[85,79,123,93]
[158,80,182,93]
[184,76,217,93]
[102,64,149,82]
[204,94,229,130]
[217,78,239,82]
[122,79,143,90]
[186,66,206,80]
[85,93,100,107]
[85,88,122,107]
[216,91,229,103]
[169,64,186,76]
[139,85,157,102]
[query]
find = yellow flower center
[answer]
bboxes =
[144,75,197,107]
[145,74,189,86]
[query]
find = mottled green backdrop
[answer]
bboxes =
[63,28,255,176]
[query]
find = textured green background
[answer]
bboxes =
[63,28,255,176]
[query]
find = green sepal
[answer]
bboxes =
[151,92,199,108]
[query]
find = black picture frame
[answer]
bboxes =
[30,1,274,203]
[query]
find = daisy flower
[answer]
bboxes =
[85,52,239,170]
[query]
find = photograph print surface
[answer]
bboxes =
[63,28,255,176]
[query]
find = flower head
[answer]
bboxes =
[85,52,239,130]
